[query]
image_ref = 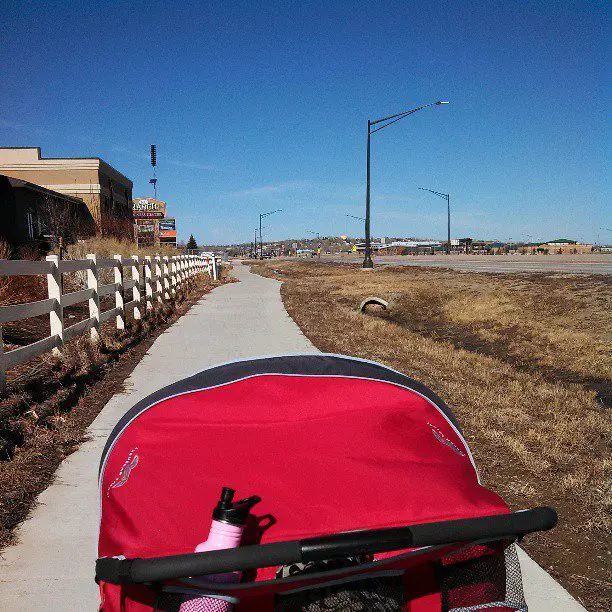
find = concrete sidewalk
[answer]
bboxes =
[0,263,585,610]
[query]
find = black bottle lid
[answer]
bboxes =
[212,487,262,526]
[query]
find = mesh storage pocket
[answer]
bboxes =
[154,591,233,612]
[437,542,526,611]
[274,573,406,611]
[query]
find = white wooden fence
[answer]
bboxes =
[0,252,221,394]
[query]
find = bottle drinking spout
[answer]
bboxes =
[178,488,261,611]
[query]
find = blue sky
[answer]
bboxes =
[1,1,608,245]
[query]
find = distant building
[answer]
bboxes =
[0,147,133,239]
[450,238,473,253]
[538,239,593,254]
[0,174,95,252]
[377,240,441,255]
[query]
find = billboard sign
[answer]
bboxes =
[137,223,155,234]
[159,217,176,238]
[132,198,166,219]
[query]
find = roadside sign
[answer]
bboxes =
[159,217,177,238]
[132,198,166,219]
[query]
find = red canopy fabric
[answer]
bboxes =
[98,355,511,611]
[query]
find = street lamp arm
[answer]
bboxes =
[371,102,434,126]
[369,101,449,133]
[261,209,282,219]
[419,187,449,199]
[370,109,422,134]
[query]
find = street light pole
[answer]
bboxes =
[258,209,282,259]
[363,100,448,268]
[364,120,373,268]
[419,187,451,255]
[308,231,321,258]
[447,193,451,255]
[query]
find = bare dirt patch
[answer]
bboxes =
[250,260,611,611]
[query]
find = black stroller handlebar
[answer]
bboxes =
[96,506,557,585]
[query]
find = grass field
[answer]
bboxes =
[249,259,611,611]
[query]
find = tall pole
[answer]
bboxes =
[361,101,447,268]
[363,120,373,268]
[419,187,451,255]
[151,144,157,201]
[447,194,451,255]
[254,229,257,258]
[258,209,282,259]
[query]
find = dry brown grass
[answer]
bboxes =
[0,271,228,549]
[250,260,611,611]
[65,236,178,260]
[0,237,188,307]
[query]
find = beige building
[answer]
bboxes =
[537,240,594,254]
[0,147,133,238]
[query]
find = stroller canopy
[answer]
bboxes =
[98,353,509,579]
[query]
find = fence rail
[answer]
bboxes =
[0,252,221,394]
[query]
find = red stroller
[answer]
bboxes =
[96,354,556,611]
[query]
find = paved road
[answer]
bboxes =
[322,253,612,274]
[0,263,585,610]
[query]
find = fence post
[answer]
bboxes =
[212,256,218,281]
[162,256,170,300]
[86,254,101,341]
[144,256,153,311]
[113,254,125,330]
[131,255,141,320]
[0,326,6,395]
[154,256,163,303]
[170,257,177,296]
[46,255,64,354]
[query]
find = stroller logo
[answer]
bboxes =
[106,448,139,497]
[427,423,466,457]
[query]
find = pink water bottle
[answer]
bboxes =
[179,487,261,611]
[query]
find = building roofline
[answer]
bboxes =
[0,173,88,205]
[0,147,133,186]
